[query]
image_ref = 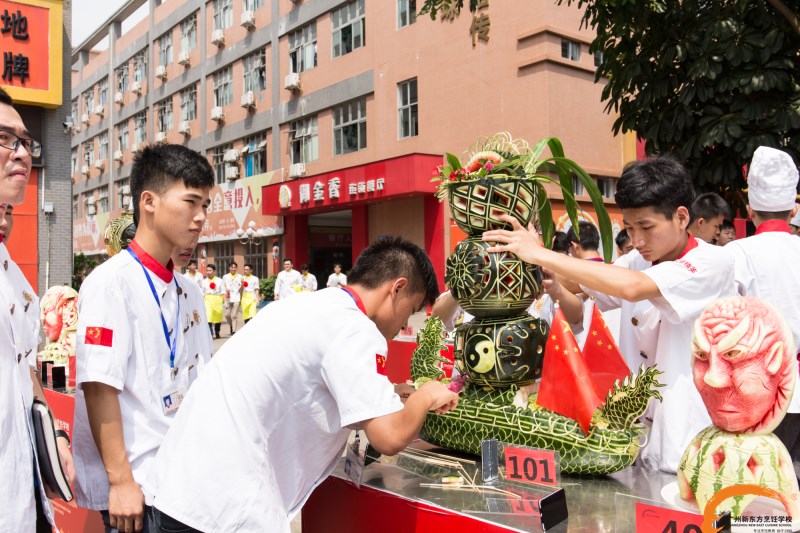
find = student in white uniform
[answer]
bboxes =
[72,145,215,533]
[484,156,737,473]
[240,263,260,324]
[687,192,732,243]
[727,146,800,466]
[147,237,459,533]
[182,259,203,287]
[300,263,318,291]
[326,263,348,288]
[0,87,75,532]
[222,261,243,335]
[274,258,304,300]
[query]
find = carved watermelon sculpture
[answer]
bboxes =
[678,297,800,519]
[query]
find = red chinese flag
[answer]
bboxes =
[537,307,601,435]
[581,305,630,399]
[85,326,113,347]
[375,354,387,376]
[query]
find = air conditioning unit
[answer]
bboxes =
[94,159,106,171]
[178,121,191,136]
[211,29,225,47]
[114,91,124,104]
[131,143,141,153]
[81,113,90,125]
[178,50,191,66]
[210,106,225,122]
[130,81,142,95]
[86,195,96,204]
[94,104,105,117]
[240,10,256,30]
[240,90,255,110]
[155,131,168,144]
[81,164,90,175]
[155,65,168,80]
[224,165,239,181]
[87,204,97,215]
[120,184,131,195]
[113,150,124,162]
[289,162,306,178]
[223,149,240,163]
[284,72,301,93]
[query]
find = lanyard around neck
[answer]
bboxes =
[127,247,180,370]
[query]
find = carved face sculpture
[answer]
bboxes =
[691,297,797,434]
[40,286,79,342]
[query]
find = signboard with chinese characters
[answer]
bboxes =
[200,168,283,242]
[0,0,63,108]
[263,154,442,216]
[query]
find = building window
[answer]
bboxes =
[594,51,603,68]
[117,125,129,151]
[156,98,173,132]
[116,65,129,93]
[332,0,365,59]
[181,85,197,121]
[83,140,94,165]
[212,143,233,184]
[243,50,266,93]
[83,90,94,115]
[98,78,108,106]
[398,78,418,139]
[213,67,233,107]
[290,116,318,164]
[243,239,266,278]
[243,132,267,177]
[180,15,197,52]
[597,177,616,199]
[159,33,173,66]
[117,178,130,209]
[214,241,235,269]
[288,23,317,73]
[561,39,580,61]
[97,186,109,213]
[213,0,233,30]
[398,0,416,28]
[73,195,78,218]
[133,51,147,83]
[71,149,77,175]
[99,132,109,160]
[333,98,367,155]
[571,175,585,197]
[243,0,264,11]
[71,100,78,124]
[134,113,147,144]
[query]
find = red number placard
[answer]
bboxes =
[503,447,558,487]
[635,502,703,533]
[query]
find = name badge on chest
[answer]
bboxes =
[161,386,187,415]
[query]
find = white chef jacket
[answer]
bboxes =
[300,272,318,291]
[274,268,303,299]
[222,273,243,303]
[0,243,55,531]
[727,224,800,412]
[72,240,212,510]
[326,272,347,288]
[200,276,224,296]
[182,270,203,287]
[584,239,737,473]
[241,274,259,294]
[147,288,404,533]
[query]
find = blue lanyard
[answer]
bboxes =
[127,247,181,370]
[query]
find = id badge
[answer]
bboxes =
[344,431,366,488]
[161,387,186,415]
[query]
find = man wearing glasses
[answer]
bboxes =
[0,87,75,532]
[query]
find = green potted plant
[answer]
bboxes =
[433,132,613,260]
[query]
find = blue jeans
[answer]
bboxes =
[151,508,201,533]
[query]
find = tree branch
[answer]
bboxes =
[765,0,800,36]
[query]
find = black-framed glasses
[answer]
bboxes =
[0,130,41,157]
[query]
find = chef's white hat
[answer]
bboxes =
[748,146,799,212]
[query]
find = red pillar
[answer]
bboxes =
[424,195,446,293]
[351,206,369,265]
[283,214,309,266]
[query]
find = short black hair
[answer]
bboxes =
[188,259,197,267]
[615,228,630,249]
[207,264,216,271]
[690,192,732,224]
[720,219,736,231]
[566,221,600,251]
[551,231,571,254]
[0,87,13,106]
[300,264,310,271]
[753,209,793,221]
[130,144,214,226]
[228,261,238,268]
[283,258,293,264]
[349,236,439,307]
[615,156,695,219]
[333,263,342,269]
[243,263,253,269]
